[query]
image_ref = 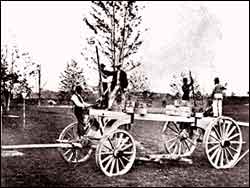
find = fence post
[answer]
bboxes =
[22,92,27,128]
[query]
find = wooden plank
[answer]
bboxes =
[2,150,24,157]
[89,109,195,123]
[135,113,195,123]
[3,115,20,118]
[89,109,130,119]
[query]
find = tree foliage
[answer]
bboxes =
[59,59,86,96]
[128,68,149,92]
[83,1,146,71]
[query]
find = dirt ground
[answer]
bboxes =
[1,103,249,187]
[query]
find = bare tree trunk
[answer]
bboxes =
[118,2,128,66]
[112,1,116,69]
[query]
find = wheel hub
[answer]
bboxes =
[221,140,231,148]
[113,149,122,158]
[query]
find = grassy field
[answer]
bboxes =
[1,102,249,187]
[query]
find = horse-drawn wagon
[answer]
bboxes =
[2,99,249,177]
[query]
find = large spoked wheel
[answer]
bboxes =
[204,116,243,169]
[95,129,136,177]
[58,122,93,164]
[162,121,197,157]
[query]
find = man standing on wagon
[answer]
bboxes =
[71,85,93,137]
[211,77,227,117]
[182,75,194,102]
[100,62,128,110]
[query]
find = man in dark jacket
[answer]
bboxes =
[182,77,193,101]
[100,63,128,110]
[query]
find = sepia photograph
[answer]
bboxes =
[1,1,249,187]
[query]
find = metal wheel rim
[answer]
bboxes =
[162,121,197,157]
[96,129,136,177]
[205,117,243,169]
[58,122,93,163]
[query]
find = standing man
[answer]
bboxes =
[71,85,93,137]
[100,62,128,110]
[99,64,111,108]
[180,74,194,137]
[211,77,227,117]
[182,76,194,101]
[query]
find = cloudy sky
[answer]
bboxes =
[1,1,249,96]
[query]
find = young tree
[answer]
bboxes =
[128,68,149,92]
[83,1,146,71]
[170,71,201,99]
[1,44,37,111]
[59,59,86,101]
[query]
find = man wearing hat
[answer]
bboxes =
[71,85,93,137]
[100,62,128,110]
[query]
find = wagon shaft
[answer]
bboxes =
[1,143,82,150]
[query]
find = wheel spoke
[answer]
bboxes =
[168,140,178,151]
[116,159,120,174]
[230,141,242,144]
[74,150,79,162]
[224,122,231,136]
[214,148,222,166]
[172,142,178,155]
[100,151,114,155]
[165,137,178,144]
[121,155,129,162]
[218,121,223,139]
[210,147,220,161]
[173,122,180,132]
[183,140,191,151]
[167,124,179,134]
[123,151,134,155]
[221,120,226,139]
[108,138,115,150]
[208,144,220,154]
[209,133,221,142]
[101,155,113,163]
[118,137,129,150]
[178,141,182,155]
[120,143,133,151]
[212,126,222,140]
[227,133,240,141]
[116,132,124,148]
[104,157,114,171]
[66,130,73,139]
[63,149,71,156]
[220,148,224,167]
[229,146,238,153]
[225,147,234,159]
[224,148,229,164]
[102,142,113,151]
[68,152,74,161]
[186,138,196,146]
[226,126,236,139]
[118,157,125,168]
[207,141,220,145]
[110,158,116,174]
